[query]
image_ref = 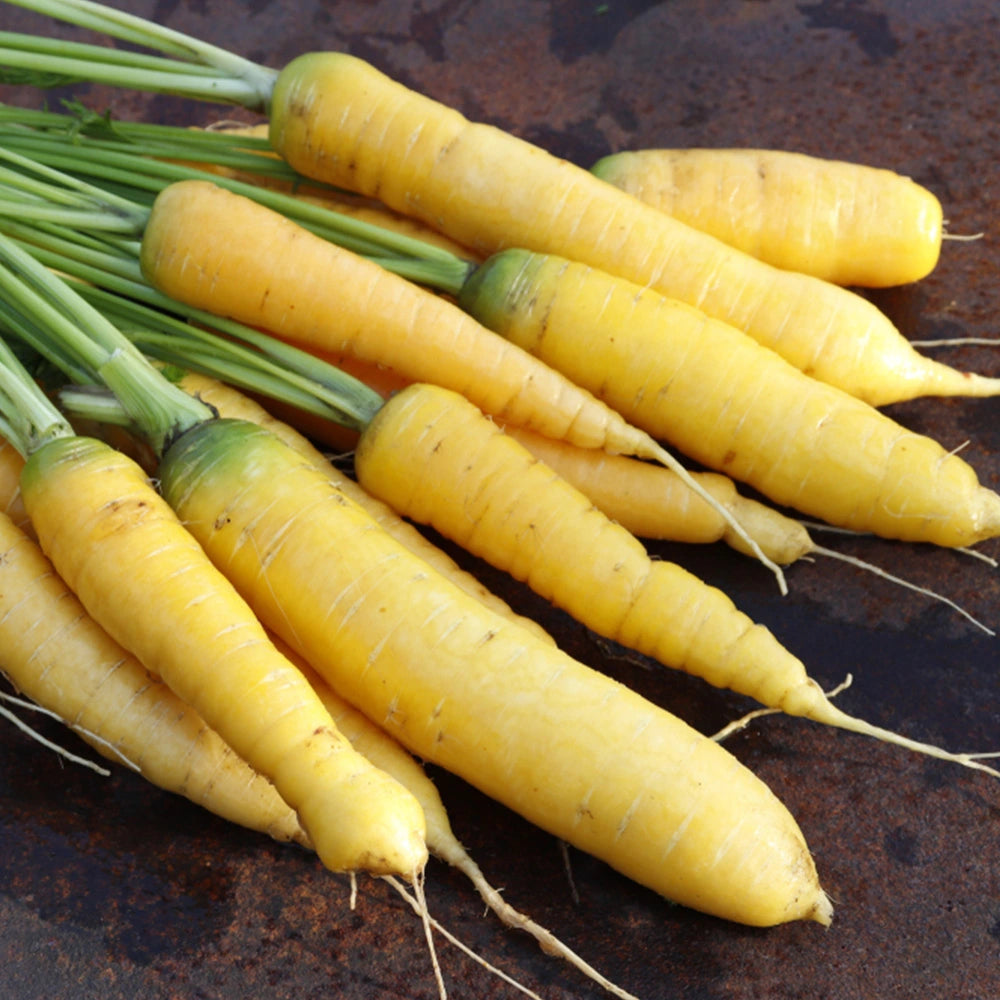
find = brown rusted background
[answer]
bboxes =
[1,2,999,998]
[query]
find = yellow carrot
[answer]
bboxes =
[0,507,308,844]
[460,249,1000,548]
[267,51,1000,406]
[20,433,428,879]
[140,180,783,582]
[351,382,999,778]
[501,424,812,563]
[175,370,554,644]
[158,411,831,928]
[590,148,944,287]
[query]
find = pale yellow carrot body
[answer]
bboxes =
[0,437,28,531]
[188,122,476,256]
[177,371,553,643]
[504,424,813,564]
[590,148,943,287]
[21,434,427,878]
[0,508,307,843]
[460,250,1000,548]
[159,413,831,928]
[267,52,1000,406]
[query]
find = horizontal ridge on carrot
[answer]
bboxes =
[589,148,945,288]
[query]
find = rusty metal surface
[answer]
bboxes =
[1,1,999,998]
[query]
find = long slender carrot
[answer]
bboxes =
[589,148,945,288]
[0,505,309,844]
[459,249,1000,549]
[350,380,999,777]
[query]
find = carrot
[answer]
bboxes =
[589,148,944,287]
[259,52,1000,407]
[137,179,784,583]
[0,505,310,844]
[459,248,1000,549]
[154,410,831,928]
[0,258,429,881]
[0,436,28,530]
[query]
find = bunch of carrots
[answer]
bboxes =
[0,2,999,997]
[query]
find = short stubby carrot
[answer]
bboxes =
[267,52,1000,406]
[0,508,307,844]
[590,148,944,287]
[19,433,428,878]
[460,249,1000,549]
[158,413,832,928]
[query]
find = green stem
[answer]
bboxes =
[0,332,74,458]
[0,0,278,107]
[1,217,384,431]
[0,228,212,453]
[0,119,473,292]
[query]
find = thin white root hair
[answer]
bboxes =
[941,228,985,242]
[412,868,448,1000]
[799,519,999,568]
[450,848,640,1000]
[0,698,111,776]
[810,544,995,636]
[383,874,546,1000]
[711,676,855,742]
[647,441,787,594]
[558,839,581,906]
[911,337,999,347]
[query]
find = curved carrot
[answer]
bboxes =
[590,148,944,288]
[20,433,428,878]
[139,180,783,582]
[351,382,1000,777]
[267,51,1000,407]
[460,249,1000,548]
[158,413,832,928]
[0,507,308,844]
